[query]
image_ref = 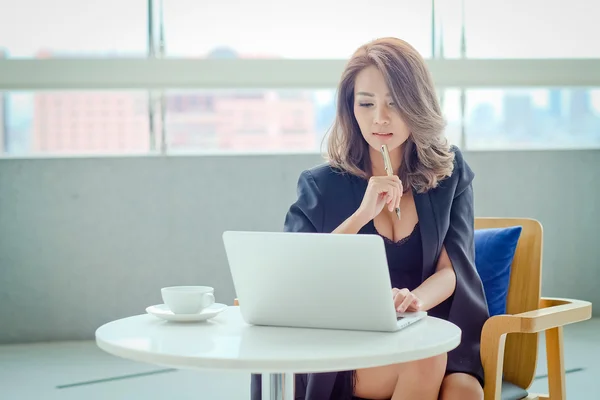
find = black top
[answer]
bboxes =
[368,221,423,291]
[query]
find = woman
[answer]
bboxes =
[252,37,489,400]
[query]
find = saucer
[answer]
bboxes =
[146,303,227,322]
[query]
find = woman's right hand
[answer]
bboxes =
[355,175,403,223]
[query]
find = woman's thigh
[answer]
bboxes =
[354,353,447,400]
[354,364,401,400]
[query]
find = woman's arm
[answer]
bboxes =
[332,212,369,234]
[411,246,457,311]
[333,175,403,234]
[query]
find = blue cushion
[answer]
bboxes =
[474,226,522,316]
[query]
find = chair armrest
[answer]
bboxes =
[486,297,591,335]
[481,297,591,400]
[534,297,593,331]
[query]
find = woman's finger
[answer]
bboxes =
[408,297,422,311]
[398,293,415,312]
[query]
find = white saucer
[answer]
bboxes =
[146,303,227,322]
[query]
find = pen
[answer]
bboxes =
[380,145,401,220]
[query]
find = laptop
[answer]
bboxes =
[222,230,426,332]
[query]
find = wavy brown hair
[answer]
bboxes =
[326,37,455,193]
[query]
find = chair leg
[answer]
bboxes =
[481,328,508,400]
[545,326,566,400]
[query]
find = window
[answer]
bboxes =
[1,2,598,155]
[167,93,214,114]
[163,0,432,59]
[2,87,599,155]
[1,91,150,155]
[439,89,463,147]
[168,122,218,150]
[464,88,600,149]
[163,89,326,151]
[0,0,147,58]
[439,0,600,58]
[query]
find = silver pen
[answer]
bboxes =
[380,145,401,220]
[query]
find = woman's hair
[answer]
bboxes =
[325,37,454,193]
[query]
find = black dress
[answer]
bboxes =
[332,221,442,400]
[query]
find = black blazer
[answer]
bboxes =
[252,147,489,400]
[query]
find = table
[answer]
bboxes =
[96,307,461,400]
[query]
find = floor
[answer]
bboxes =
[1,318,598,400]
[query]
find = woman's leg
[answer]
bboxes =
[353,353,447,400]
[439,373,483,400]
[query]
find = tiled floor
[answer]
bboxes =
[1,318,598,400]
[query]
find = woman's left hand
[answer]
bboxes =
[392,288,422,312]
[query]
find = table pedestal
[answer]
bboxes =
[265,373,294,400]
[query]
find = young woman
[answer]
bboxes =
[252,37,489,400]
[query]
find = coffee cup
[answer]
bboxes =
[161,286,215,314]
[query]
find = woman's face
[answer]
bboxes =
[353,65,411,154]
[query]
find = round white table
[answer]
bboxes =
[96,307,461,400]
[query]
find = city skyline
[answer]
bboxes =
[4,85,599,155]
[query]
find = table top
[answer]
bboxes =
[95,307,461,373]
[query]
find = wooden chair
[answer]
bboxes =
[234,217,592,400]
[477,218,591,400]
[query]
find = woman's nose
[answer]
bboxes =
[373,107,390,125]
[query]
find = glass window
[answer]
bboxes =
[0,0,147,58]
[440,89,463,147]
[440,0,600,58]
[163,0,432,59]
[164,89,334,152]
[465,88,600,149]
[1,91,150,155]
[3,88,598,156]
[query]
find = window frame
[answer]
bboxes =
[0,59,599,90]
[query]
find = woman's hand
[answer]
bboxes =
[355,176,403,224]
[392,288,422,313]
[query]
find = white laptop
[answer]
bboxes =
[222,230,426,332]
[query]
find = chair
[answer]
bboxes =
[477,218,591,400]
[233,217,592,400]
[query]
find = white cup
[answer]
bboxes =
[161,286,215,314]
